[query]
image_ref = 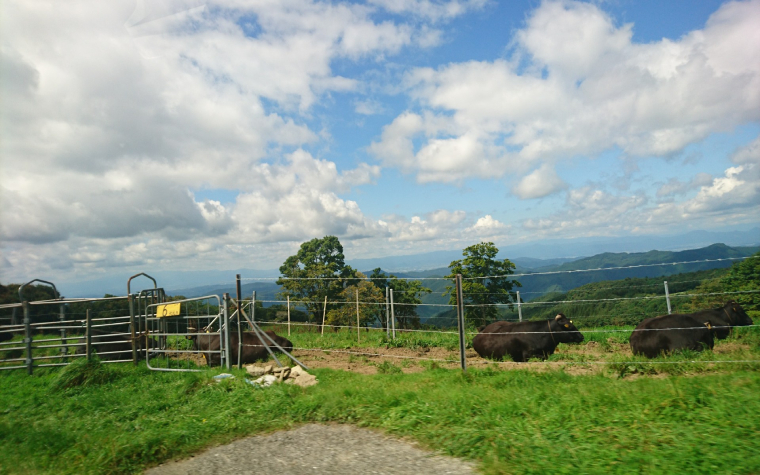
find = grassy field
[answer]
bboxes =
[1,324,759,474]
[1,355,759,474]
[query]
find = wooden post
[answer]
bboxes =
[287,295,291,336]
[321,295,327,335]
[356,288,360,343]
[390,289,396,340]
[664,281,672,314]
[516,291,523,322]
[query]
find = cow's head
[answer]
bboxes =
[725,301,753,326]
[554,313,584,343]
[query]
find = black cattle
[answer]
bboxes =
[0,330,13,343]
[683,301,753,340]
[75,329,157,361]
[189,328,293,367]
[473,314,584,362]
[630,314,714,358]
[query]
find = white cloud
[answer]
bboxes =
[368,0,488,22]
[731,135,760,165]
[380,210,466,241]
[513,164,567,199]
[656,173,713,198]
[0,0,452,280]
[370,0,760,183]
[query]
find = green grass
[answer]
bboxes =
[2,361,760,474]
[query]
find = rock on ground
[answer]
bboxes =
[145,424,476,475]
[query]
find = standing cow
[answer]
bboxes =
[473,314,584,362]
[630,314,714,358]
[188,325,293,367]
[685,301,753,340]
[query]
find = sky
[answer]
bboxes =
[1,0,759,286]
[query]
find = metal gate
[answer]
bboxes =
[143,295,230,372]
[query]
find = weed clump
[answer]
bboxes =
[50,358,117,391]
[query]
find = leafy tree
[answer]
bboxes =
[325,272,385,328]
[719,252,760,316]
[445,242,521,327]
[277,236,355,325]
[369,268,431,329]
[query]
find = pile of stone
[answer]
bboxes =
[245,364,318,388]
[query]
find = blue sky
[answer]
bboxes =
[1,0,759,285]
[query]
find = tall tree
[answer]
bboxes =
[369,268,431,329]
[277,236,355,325]
[325,272,385,328]
[445,242,521,326]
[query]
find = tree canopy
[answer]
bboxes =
[369,268,432,329]
[445,242,521,327]
[276,236,355,324]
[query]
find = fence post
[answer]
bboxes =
[321,295,327,335]
[59,302,67,359]
[251,291,256,328]
[356,288,360,343]
[664,281,672,314]
[516,291,523,322]
[287,295,291,336]
[223,293,231,370]
[456,274,467,372]
[129,293,138,365]
[85,308,92,363]
[385,287,390,337]
[390,289,396,340]
[23,301,32,375]
[236,274,243,370]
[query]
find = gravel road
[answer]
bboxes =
[145,423,477,475]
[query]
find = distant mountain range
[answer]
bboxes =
[56,226,758,297]
[169,244,758,326]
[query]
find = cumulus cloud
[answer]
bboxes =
[0,0,468,280]
[368,0,488,22]
[731,135,760,165]
[521,162,760,239]
[656,173,713,198]
[370,0,760,184]
[513,164,567,199]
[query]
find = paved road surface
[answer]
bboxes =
[145,424,476,475]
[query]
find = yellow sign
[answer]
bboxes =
[157,303,181,318]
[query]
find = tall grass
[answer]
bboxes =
[1,362,759,474]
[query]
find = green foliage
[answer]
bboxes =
[325,272,384,328]
[498,267,735,327]
[445,242,521,327]
[718,252,759,313]
[369,268,432,329]
[50,357,117,392]
[277,236,355,324]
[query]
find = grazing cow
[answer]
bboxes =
[75,329,157,361]
[473,314,584,362]
[683,301,753,340]
[189,327,293,367]
[630,314,714,358]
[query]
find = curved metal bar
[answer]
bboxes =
[126,272,157,295]
[18,279,59,302]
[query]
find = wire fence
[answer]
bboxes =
[2,254,758,373]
